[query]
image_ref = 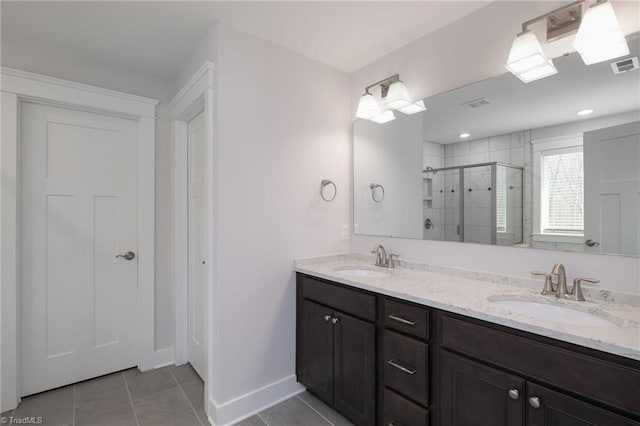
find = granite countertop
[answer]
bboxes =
[294,255,640,361]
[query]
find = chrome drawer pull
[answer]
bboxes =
[388,314,418,326]
[388,421,401,426]
[387,360,416,375]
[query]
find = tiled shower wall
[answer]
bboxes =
[423,131,529,245]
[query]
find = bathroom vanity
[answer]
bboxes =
[295,257,640,426]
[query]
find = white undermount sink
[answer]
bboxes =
[489,298,617,327]
[334,266,392,278]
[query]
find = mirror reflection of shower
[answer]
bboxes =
[423,162,523,245]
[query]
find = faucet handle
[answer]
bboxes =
[571,277,599,302]
[388,254,398,268]
[531,271,554,295]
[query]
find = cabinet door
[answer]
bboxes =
[440,351,525,426]
[300,299,334,405]
[333,310,376,426]
[526,383,640,426]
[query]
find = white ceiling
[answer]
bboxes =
[1,1,490,83]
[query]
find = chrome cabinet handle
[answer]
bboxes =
[387,314,418,326]
[324,315,331,322]
[388,421,400,426]
[116,251,135,260]
[387,360,416,375]
[331,317,339,324]
[528,397,541,409]
[508,389,519,400]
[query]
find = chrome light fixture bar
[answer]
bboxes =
[355,74,426,123]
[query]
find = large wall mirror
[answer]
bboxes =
[354,32,640,256]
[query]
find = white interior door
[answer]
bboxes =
[584,121,640,256]
[20,102,139,396]
[187,111,206,379]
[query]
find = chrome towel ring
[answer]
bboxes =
[320,179,337,202]
[370,183,384,203]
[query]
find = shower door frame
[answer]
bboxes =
[424,161,524,245]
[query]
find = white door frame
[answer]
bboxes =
[0,67,158,411]
[171,61,216,422]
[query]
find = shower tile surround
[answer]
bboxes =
[423,131,526,246]
[294,254,640,360]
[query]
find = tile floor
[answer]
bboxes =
[1,365,352,426]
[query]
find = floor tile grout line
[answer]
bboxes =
[296,395,335,426]
[168,366,204,426]
[122,371,140,426]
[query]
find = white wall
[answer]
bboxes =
[211,22,351,420]
[350,1,640,296]
[354,113,423,238]
[0,41,177,354]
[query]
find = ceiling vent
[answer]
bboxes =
[611,57,639,74]
[463,98,491,109]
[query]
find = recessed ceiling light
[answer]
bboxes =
[459,133,471,139]
[577,109,594,116]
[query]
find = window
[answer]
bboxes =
[541,147,584,234]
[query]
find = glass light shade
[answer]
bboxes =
[398,100,427,115]
[355,93,381,119]
[574,1,629,65]
[369,110,396,124]
[505,30,558,83]
[385,81,412,109]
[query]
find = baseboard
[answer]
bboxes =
[154,347,175,368]
[206,374,305,426]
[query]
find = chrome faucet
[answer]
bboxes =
[531,264,599,302]
[370,245,397,268]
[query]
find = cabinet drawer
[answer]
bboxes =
[384,388,429,426]
[383,330,429,406]
[301,276,375,321]
[441,315,640,416]
[384,298,429,340]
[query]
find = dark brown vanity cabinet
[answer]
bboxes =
[382,298,431,426]
[440,314,640,426]
[297,276,376,426]
[296,273,640,426]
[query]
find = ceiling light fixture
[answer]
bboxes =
[459,133,471,139]
[355,74,426,123]
[576,108,594,116]
[574,0,629,65]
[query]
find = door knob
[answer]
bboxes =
[116,251,136,260]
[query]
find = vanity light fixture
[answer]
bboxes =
[399,100,427,115]
[459,133,471,139]
[576,108,594,116]
[355,93,382,120]
[369,110,396,124]
[385,81,412,109]
[505,30,558,83]
[574,0,629,65]
[355,74,425,123]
